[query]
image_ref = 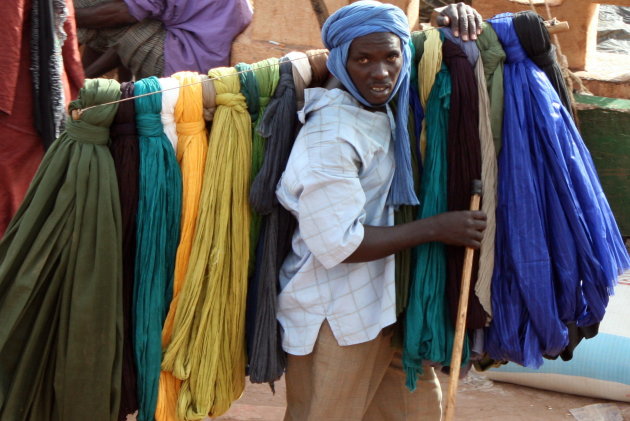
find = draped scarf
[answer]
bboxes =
[110,81,140,421]
[247,58,298,384]
[475,22,505,154]
[419,29,443,164]
[485,14,629,368]
[30,0,67,149]
[162,67,251,419]
[133,76,182,421]
[155,71,208,421]
[159,77,180,151]
[440,36,487,329]
[0,78,122,421]
[322,0,418,206]
[513,11,574,119]
[403,59,468,391]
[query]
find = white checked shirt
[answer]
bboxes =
[276,88,397,355]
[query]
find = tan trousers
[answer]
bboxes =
[284,321,443,421]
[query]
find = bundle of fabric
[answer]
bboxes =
[485,13,630,368]
[0,78,123,421]
[403,31,465,391]
[156,71,208,421]
[110,81,140,421]
[247,57,299,384]
[161,67,251,419]
[133,76,182,421]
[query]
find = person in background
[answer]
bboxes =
[276,2,485,420]
[74,0,253,78]
[0,0,84,238]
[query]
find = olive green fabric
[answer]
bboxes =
[0,78,123,421]
[476,22,505,154]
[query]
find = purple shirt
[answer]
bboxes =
[124,0,253,75]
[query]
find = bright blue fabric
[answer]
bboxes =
[403,61,468,391]
[133,76,182,421]
[485,14,629,368]
[321,0,418,206]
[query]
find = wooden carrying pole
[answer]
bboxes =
[444,179,483,421]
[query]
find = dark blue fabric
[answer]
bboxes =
[485,14,630,368]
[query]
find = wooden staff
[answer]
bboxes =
[444,179,483,421]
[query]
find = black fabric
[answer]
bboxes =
[247,59,298,384]
[441,38,487,330]
[513,11,575,119]
[110,81,139,421]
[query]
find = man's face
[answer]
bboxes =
[346,32,403,106]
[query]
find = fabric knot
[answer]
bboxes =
[177,120,206,136]
[235,62,261,121]
[215,92,247,112]
[111,122,137,137]
[65,119,111,145]
[136,113,165,138]
[259,96,271,109]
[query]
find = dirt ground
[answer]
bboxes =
[215,372,630,421]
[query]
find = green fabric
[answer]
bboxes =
[0,78,123,421]
[133,76,182,421]
[476,22,505,154]
[402,63,469,391]
[248,58,280,272]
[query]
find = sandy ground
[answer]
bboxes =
[215,372,630,421]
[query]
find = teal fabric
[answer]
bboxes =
[0,78,123,421]
[133,76,182,421]
[403,63,469,391]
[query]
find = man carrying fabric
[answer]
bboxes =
[276,1,485,420]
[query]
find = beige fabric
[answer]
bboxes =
[474,57,497,320]
[284,321,442,421]
[200,75,217,122]
[285,51,313,109]
[418,30,442,162]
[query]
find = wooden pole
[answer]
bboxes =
[309,0,330,29]
[444,179,483,421]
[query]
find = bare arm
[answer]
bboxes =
[83,47,122,78]
[75,0,137,29]
[343,210,486,263]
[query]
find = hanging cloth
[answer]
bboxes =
[485,14,629,368]
[403,60,468,391]
[133,76,182,421]
[286,51,313,110]
[110,81,140,421]
[473,50,498,320]
[475,22,505,155]
[30,0,67,149]
[155,71,208,421]
[247,58,298,384]
[418,29,443,162]
[513,11,574,119]
[0,78,123,421]
[159,77,180,151]
[440,35,487,329]
[161,67,251,419]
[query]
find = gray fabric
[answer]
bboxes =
[597,5,630,55]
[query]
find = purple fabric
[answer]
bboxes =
[123,0,253,74]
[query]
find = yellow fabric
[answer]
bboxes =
[419,29,443,162]
[474,59,497,320]
[161,67,251,420]
[155,72,209,421]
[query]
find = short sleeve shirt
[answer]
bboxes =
[276,88,397,356]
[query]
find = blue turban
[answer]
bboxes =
[322,0,419,206]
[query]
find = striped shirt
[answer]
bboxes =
[276,88,397,356]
